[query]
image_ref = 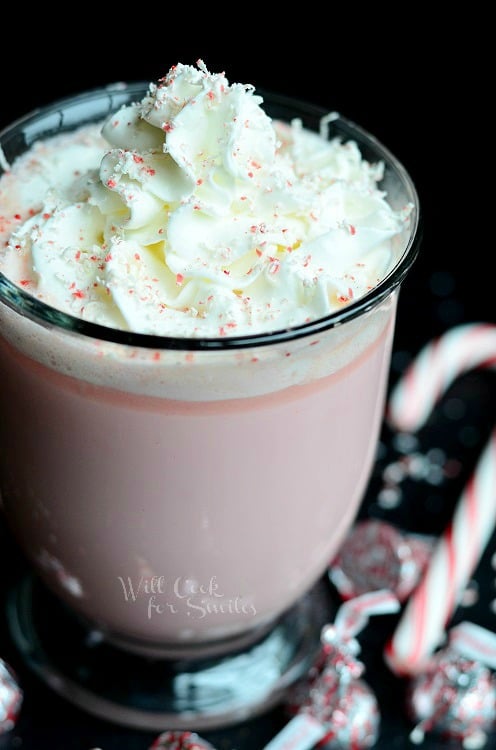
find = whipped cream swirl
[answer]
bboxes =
[1,61,411,337]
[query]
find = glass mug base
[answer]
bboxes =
[7,574,333,731]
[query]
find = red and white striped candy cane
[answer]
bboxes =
[384,323,496,675]
[388,322,496,433]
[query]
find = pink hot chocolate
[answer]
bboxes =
[0,65,418,657]
[0,308,395,649]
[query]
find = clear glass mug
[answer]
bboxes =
[0,84,420,730]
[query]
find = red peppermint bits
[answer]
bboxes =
[150,730,215,749]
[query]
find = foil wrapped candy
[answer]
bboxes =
[407,622,496,747]
[0,657,23,734]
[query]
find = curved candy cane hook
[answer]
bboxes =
[384,323,496,675]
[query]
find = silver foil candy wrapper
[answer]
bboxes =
[329,519,432,602]
[286,624,381,749]
[0,657,23,734]
[300,673,380,749]
[408,646,496,746]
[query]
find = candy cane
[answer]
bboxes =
[384,323,496,675]
[388,322,496,433]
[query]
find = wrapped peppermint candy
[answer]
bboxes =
[149,731,216,749]
[329,520,432,603]
[407,622,496,748]
[0,657,23,734]
[266,590,400,750]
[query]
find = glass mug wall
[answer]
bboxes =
[0,84,420,729]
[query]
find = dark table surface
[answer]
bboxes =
[1,32,495,750]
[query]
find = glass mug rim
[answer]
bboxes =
[0,82,421,352]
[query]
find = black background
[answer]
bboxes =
[1,15,495,750]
